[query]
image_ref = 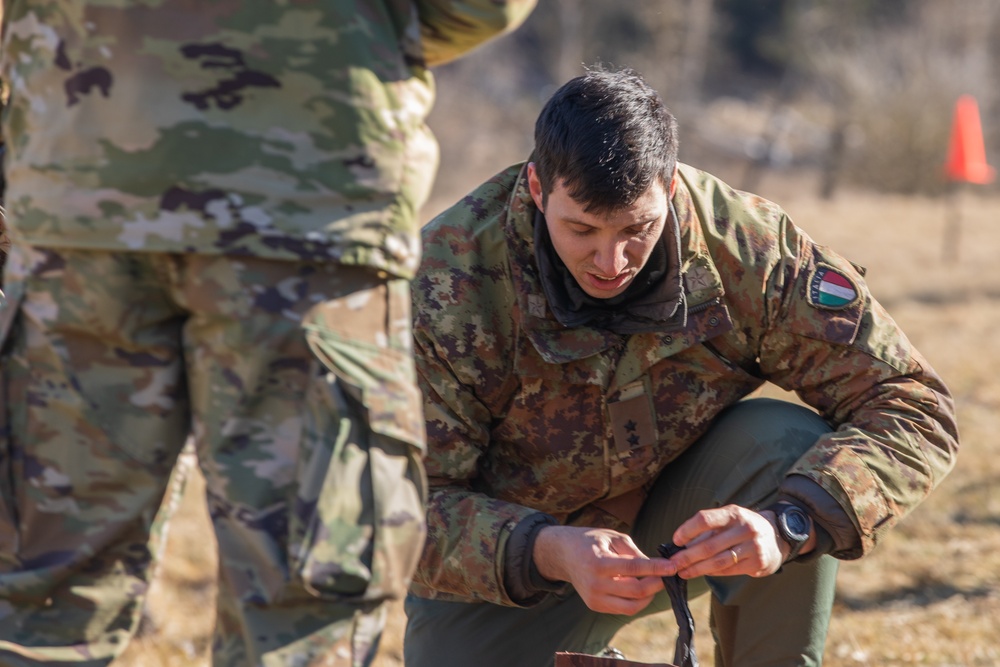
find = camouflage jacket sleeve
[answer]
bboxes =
[409,169,544,606]
[755,218,959,559]
[410,330,545,606]
[679,166,959,560]
[415,0,537,67]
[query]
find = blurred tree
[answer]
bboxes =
[715,0,792,77]
[423,0,1000,208]
[792,0,999,194]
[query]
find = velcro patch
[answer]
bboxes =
[808,264,859,310]
[608,392,656,456]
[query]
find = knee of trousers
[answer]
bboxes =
[636,398,833,542]
[707,397,832,473]
[696,397,832,508]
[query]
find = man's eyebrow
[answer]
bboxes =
[561,216,659,229]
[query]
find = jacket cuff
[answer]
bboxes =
[502,512,568,606]
[778,474,861,558]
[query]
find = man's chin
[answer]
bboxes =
[578,282,629,300]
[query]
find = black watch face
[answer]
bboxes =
[784,507,810,540]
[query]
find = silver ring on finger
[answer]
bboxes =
[729,548,739,566]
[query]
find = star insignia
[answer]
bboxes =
[685,266,714,292]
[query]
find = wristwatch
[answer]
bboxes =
[766,502,811,562]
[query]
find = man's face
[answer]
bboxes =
[527,162,671,300]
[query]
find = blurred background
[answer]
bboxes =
[424,0,1000,212]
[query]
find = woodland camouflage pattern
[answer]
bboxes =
[0,1,536,664]
[410,162,959,606]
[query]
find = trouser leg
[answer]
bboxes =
[0,246,190,666]
[706,557,836,667]
[404,592,598,667]
[404,398,838,667]
[176,257,425,667]
[623,397,839,666]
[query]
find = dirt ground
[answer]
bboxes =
[114,184,1000,666]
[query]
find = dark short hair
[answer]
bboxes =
[533,67,679,213]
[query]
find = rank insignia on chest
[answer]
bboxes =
[808,264,859,310]
[608,391,657,456]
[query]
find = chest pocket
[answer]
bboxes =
[608,380,657,456]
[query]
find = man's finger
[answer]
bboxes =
[673,505,741,546]
[604,554,676,578]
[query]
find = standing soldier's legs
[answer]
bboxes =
[179,256,426,667]
[0,246,191,666]
[0,246,426,667]
[404,398,837,667]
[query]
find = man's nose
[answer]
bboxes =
[593,241,628,276]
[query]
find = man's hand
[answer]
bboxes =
[533,525,675,615]
[665,504,816,579]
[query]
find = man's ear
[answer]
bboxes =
[527,162,545,212]
[669,166,679,198]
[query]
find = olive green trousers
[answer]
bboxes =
[404,398,839,667]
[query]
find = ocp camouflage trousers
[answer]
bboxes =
[0,245,427,666]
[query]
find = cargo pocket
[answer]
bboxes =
[290,279,427,603]
[0,280,24,565]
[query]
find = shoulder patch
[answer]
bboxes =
[808,264,859,310]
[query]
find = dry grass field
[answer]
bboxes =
[113,183,1000,666]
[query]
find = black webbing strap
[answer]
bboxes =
[657,542,699,667]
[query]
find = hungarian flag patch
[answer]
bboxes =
[808,265,859,309]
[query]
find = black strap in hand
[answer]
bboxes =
[657,542,699,667]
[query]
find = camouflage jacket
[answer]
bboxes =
[0,0,535,279]
[411,162,959,606]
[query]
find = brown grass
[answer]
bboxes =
[113,183,1000,666]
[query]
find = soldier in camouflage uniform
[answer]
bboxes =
[0,1,536,665]
[404,68,959,666]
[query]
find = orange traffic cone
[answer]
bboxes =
[944,95,994,184]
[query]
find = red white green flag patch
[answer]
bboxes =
[808,265,859,309]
